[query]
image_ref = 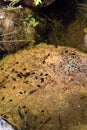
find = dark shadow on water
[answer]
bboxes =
[36,0,77,23]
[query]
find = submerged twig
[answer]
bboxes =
[36,117,51,130]
[0,40,35,43]
[0,31,17,37]
[3,5,23,11]
[77,3,87,10]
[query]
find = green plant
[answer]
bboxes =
[9,0,21,6]
[48,18,65,47]
[9,0,42,6]
[23,14,39,27]
[21,13,39,47]
[34,0,42,6]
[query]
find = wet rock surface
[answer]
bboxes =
[0,45,87,130]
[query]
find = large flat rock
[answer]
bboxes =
[0,44,87,130]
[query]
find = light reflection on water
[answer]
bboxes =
[0,117,14,130]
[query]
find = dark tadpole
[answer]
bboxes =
[45,73,48,76]
[3,86,6,88]
[22,106,26,108]
[15,62,19,64]
[37,84,41,88]
[40,78,44,83]
[1,96,5,101]
[42,60,45,64]
[12,77,16,81]
[23,68,26,71]
[17,73,23,79]
[9,99,13,102]
[23,72,30,78]
[12,86,16,90]
[19,92,23,94]
[29,89,38,95]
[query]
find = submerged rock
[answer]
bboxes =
[0,45,87,130]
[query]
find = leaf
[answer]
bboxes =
[34,0,42,6]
